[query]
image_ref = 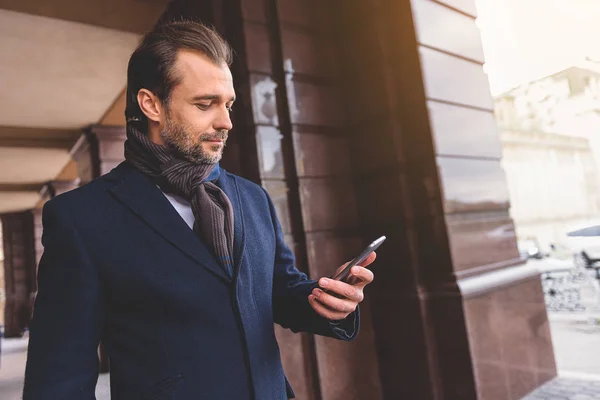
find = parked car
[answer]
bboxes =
[566,222,600,271]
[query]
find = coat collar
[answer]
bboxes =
[107,162,244,283]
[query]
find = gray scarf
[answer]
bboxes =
[124,124,234,276]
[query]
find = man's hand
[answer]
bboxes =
[308,252,376,320]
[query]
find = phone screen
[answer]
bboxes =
[331,236,386,283]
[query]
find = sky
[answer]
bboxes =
[475,0,600,95]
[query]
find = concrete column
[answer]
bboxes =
[331,0,556,398]
[70,125,126,185]
[1,211,36,338]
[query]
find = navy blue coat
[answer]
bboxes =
[23,162,358,400]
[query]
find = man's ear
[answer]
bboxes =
[137,89,163,123]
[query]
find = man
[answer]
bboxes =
[23,20,375,399]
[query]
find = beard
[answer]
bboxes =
[160,115,228,165]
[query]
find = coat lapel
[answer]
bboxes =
[108,162,231,283]
[216,172,246,274]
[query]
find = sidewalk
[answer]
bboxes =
[0,337,28,399]
[524,377,600,399]
[521,310,600,399]
[548,311,600,376]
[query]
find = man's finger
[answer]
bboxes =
[358,251,377,267]
[348,266,374,287]
[332,251,377,278]
[308,295,349,320]
[333,261,350,276]
[311,288,358,314]
[318,278,362,302]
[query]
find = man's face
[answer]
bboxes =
[159,50,235,164]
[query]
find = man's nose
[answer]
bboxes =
[214,107,233,131]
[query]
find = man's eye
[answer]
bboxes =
[227,106,234,112]
[196,104,210,110]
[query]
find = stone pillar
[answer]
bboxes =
[274,1,386,398]
[70,125,126,185]
[331,0,556,398]
[1,212,36,338]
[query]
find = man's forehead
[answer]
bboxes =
[174,49,234,94]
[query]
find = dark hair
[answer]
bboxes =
[125,20,233,126]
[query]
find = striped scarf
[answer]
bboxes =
[124,124,234,276]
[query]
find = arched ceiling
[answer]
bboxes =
[0,10,141,129]
[0,1,167,213]
[0,0,167,34]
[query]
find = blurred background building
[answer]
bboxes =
[495,65,600,253]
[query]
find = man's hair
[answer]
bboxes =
[125,20,233,125]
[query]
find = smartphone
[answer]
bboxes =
[331,236,386,283]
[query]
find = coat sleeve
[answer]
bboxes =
[263,188,359,340]
[23,200,104,399]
